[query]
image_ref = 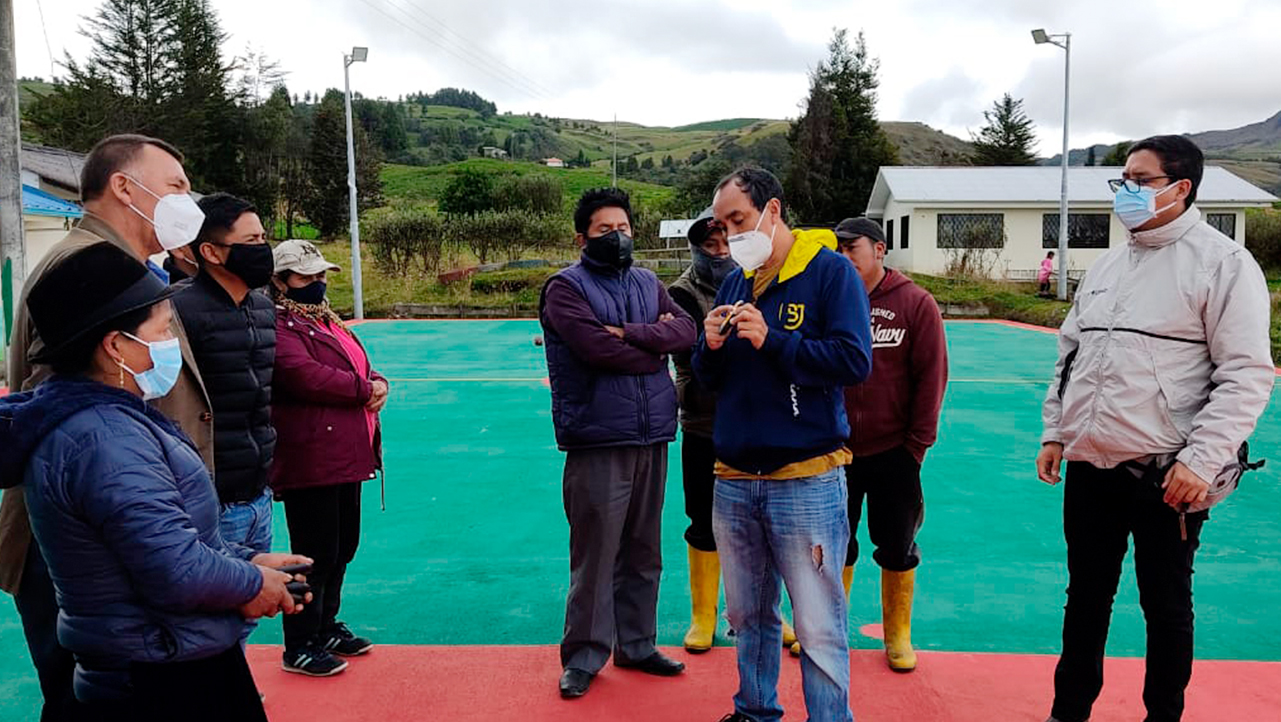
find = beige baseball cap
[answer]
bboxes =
[273,239,342,275]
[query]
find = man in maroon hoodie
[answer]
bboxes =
[834,217,948,672]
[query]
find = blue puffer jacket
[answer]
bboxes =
[540,258,679,450]
[0,376,263,702]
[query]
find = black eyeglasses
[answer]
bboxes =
[1108,176,1174,193]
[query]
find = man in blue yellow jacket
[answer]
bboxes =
[694,168,872,722]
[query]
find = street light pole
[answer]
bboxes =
[343,47,368,319]
[1,0,24,353]
[1034,29,1072,301]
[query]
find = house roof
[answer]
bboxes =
[865,166,1278,216]
[23,184,83,218]
[21,143,86,192]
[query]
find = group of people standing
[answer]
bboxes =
[1,134,387,722]
[541,135,1272,722]
[540,168,949,721]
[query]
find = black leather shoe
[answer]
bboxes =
[615,651,686,676]
[559,668,593,699]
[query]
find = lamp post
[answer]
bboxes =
[1033,28,1071,301]
[344,46,368,319]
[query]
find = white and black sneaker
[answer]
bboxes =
[320,621,374,657]
[282,643,349,677]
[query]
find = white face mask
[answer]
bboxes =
[124,175,206,251]
[727,202,777,271]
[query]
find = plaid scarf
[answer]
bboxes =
[272,288,352,337]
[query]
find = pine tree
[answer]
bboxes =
[165,0,238,191]
[786,29,899,223]
[305,89,382,236]
[1085,146,1096,167]
[970,93,1039,166]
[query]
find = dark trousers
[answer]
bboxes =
[1052,462,1207,722]
[680,432,717,552]
[845,446,924,571]
[280,482,363,652]
[127,644,267,722]
[560,444,667,673]
[14,541,83,722]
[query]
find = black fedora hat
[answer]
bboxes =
[27,243,179,365]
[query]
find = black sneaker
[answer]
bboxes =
[718,714,755,722]
[282,643,349,677]
[320,621,374,657]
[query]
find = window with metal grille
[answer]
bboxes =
[900,215,910,249]
[885,219,895,250]
[1042,213,1111,249]
[937,213,1004,248]
[1206,213,1237,239]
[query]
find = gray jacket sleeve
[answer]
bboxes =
[1041,292,1082,445]
[1176,249,1275,482]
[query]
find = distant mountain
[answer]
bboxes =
[1042,109,1281,194]
[1190,111,1281,157]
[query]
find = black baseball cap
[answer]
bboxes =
[834,217,886,245]
[687,206,718,245]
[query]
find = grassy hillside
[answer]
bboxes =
[380,158,676,209]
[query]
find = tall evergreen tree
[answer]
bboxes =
[305,89,382,236]
[1085,146,1097,167]
[165,0,238,191]
[786,29,899,223]
[970,93,1039,166]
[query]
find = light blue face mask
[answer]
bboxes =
[1113,181,1181,230]
[121,332,183,400]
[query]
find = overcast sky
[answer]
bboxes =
[14,0,1281,156]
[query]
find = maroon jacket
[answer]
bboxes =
[270,309,386,493]
[845,268,948,463]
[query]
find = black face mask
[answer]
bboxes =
[217,243,275,289]
[691,246,738,288]
[584,230,634,269]
[285,280,327,306]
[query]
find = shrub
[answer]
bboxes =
[493,175,563,214]
[1246,208,1281,271]
[364,206,445,275]
[470,267,556,294]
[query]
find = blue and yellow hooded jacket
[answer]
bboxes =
[692,229,873,476]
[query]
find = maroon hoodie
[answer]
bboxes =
[845,267,948,463]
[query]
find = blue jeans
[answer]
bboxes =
[220,487,274,642]
[713,468,854,722]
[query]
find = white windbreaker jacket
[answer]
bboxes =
[1042,206,1274,484]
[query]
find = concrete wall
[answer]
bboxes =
[22,215,73,276]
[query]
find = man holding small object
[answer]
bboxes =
[694,168,872,722]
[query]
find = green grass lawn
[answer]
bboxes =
[379,159,676,211]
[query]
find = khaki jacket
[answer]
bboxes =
[1042,206,1274,485]
[0,214,214,594]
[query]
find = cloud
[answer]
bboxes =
[900,69,986,132]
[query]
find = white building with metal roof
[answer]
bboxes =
[863,166,1278,277]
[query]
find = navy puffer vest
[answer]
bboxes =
[540,257,678,450]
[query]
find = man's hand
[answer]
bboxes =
[367,379,389,413]
[732,303,769,350]
[659,312,674,323]
[249,553,314,574]
[1037,442,1065,485]
[704,304,737,350]
[1163,462,1209,508]
[239,566,311,619]
[604,325,625,338]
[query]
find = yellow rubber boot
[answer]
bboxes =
[683,547,720,653]
[882,569,917,672]
[791,566,853,658]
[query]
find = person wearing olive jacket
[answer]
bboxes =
[270,240,389,678]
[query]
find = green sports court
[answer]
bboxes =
[2,319,1279,721]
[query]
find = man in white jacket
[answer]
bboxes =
[1037,135,1274,722]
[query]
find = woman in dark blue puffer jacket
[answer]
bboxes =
[0,244,310,721]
